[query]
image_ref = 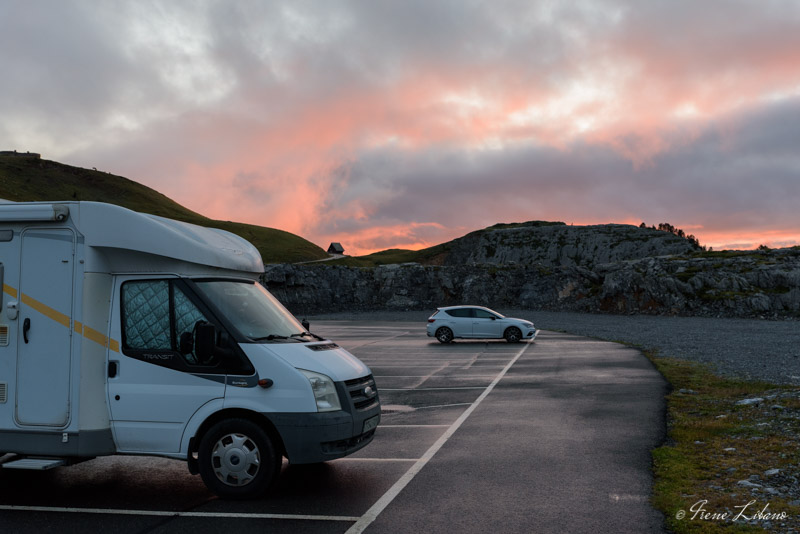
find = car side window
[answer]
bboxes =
[121,280,211,366]
[446,309,472,318]
[474,309,496,319]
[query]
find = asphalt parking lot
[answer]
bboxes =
[0,321,667,533]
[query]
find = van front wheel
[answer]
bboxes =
[198,418,279,499]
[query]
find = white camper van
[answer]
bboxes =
[0,201,380,498]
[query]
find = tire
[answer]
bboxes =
[435,327,454,344]
[504,327,522,343]
[198,418,280,499]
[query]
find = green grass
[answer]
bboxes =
[647,354,800,533]
[0,156,327,263]
[326,220,567,267]
[327,243,452,267]
[483,220,566,231]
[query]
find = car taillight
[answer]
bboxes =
[428,318,436,322]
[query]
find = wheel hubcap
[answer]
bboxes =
[211,433,261,487]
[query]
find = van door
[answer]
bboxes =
[108,277,226,453]
[16,228,75,427]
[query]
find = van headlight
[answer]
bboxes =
[299,369,342,412]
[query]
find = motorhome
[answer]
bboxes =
[0,201,380,498]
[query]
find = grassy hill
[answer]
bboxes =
[0,155,328,264]
[329,221,567,267]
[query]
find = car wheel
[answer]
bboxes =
[198,418,280,499]
[435,327,454,344]
[504,327,522,343]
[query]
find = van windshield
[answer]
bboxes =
[194,280,307,342]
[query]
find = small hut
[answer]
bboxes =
[327,242,345,255]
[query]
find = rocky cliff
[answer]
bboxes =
[262,224,800,319]
[439,222,699,267]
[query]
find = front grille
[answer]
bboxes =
[345,374,379,411]
[0,382,7,404]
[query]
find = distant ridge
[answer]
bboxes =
[330,219,700,268]
[0,154,327,264]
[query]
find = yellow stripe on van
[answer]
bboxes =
[5,285,120,353]
[21,293,71,329]
[84,325,110,349]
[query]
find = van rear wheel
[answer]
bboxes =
[198,418,279,499]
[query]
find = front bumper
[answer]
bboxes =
[267,375,381,464]
[267,408,379,464]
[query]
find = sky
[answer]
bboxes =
[1,0,799,255]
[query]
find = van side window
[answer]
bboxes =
[173,286,208,364]
[121,280,211,366]
[122,280,171,350]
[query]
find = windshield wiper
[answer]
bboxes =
[291,331,325,341]
[252,334,293,342]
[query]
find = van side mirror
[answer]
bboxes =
[195,323,216,362]
[179,332,193,355]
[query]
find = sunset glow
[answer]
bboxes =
[2,1,799,257]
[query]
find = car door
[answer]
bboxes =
[447,308,474,338]
[472,308,503,338]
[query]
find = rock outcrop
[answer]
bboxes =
[261,223,799,318]
[440,222,700,267]
[263,247,800,319]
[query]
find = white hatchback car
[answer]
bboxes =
[426,306,538,343]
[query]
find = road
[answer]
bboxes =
[0,322,667,533]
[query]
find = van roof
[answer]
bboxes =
[2,201,264,274]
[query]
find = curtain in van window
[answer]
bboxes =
[123,280,171,350]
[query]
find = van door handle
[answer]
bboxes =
[23,318,30,343]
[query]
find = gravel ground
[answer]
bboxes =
[307,310,800,386]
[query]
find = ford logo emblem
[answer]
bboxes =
[364,386,374,397]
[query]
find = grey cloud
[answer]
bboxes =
[2,0,798,252]
[313,99,800,245]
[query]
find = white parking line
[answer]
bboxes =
[345,342,531,534]
[378,425,450,428]
[367,363,507,367]
[415,402,473,410]
[333,458,418,462]
[380,387,487,391]
[0,505,360,522]
[374,375,498,378]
